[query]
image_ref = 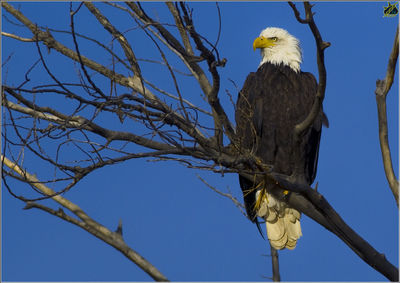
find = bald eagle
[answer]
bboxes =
[235,27,327,250]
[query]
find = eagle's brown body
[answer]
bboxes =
[235,61,326,249]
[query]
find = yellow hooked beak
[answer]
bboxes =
[253,36,276,51]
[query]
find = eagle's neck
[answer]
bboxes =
[259,43,302,73]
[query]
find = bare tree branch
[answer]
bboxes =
[268,172,399,281]
[375,26,399,207]
[84,2,142,78]
[165,2,194,56]
[1,155,169,282]
[2,86,174,152]
[270,246,281,282]
[1,2,161,103]
[287,3,330,126]
[197,174,246,217]
[2,31,35,42]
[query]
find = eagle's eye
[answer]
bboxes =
[268,37,278,41]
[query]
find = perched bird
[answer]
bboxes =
[235,27,327,250]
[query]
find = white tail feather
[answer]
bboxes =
[256,191,302,250]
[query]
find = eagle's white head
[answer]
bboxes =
[253,27,302,73]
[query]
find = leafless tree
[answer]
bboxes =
[2,2,398,281]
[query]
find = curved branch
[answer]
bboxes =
[127,3,234,145]
[288,2,330,135]
[375,26,399,207]
[236,167,398,281]
[1,155,169,282]
[264,173,399,282]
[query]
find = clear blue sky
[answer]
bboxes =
[2,2,398,281]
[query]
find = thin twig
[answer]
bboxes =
[2,31,35,42]
[196,174,247,217]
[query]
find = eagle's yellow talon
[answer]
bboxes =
[254,187,267,211]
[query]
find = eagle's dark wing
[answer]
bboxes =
[235,62,325,222]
